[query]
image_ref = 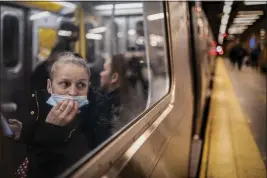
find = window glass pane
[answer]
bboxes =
[0,2,170,177]
[3,15,19,68]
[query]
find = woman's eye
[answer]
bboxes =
[77,83,86,89]
[59,82,69,88]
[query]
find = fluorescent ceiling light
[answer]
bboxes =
[234,19,256,23]
[225,1,233,6]
[244,1,267,5]
[222,14,229,21]
[238,11,264,15]
[58,30,72,37]
[53,1,76,9]
[150,34,164,42]
[89,27,106,33]
[235,16,260,20]
[232,22,253,26]
[147,13,164,21]
[116,3,143,9]
[95,3,143,10]
[86,33,102,40]
[220,25,227,33]
[221,17,229,25]
[223,5,232,14]
[30,11,50,20]
[236,14,261,18]
[128,29,136,35]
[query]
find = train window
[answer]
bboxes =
[2,15,19,68]
[0,2,170,178]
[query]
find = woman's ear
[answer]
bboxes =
[47,79,52,94]
[111,73,119,84]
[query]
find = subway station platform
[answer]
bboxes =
[199,58,266,178]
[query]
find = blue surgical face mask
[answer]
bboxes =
[46,93,89,108]
[46,80,89,108]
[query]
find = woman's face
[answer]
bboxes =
[47,63,89,96]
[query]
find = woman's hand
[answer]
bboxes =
[8,119,23,140]
[46,100,78,126]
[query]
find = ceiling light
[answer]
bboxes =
[244,1,267,5]
[222,14,230,21]
[58,30,72,37]
[238,11,264,15]
[225,1,233,6]
[115,3,143,9]
[223,5,232,14]
[147,13,164,21]
[89,27,106,33]
[220,25,227,33]
[95,3,143,10]
[232,22,253,26]
[128,29,136,35]
[53,1,76,9]
[236,14,261,18]
[86,33,102,40]
[235,16,260,20]
[233,19,255,23]
[30,11,50,20]
[221,17,228,25]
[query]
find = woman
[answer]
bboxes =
[8,52,95,178]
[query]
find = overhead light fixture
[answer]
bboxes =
[244,1,267,5]
[221,18,228,25]
[30,11,50,20]
[234,19,256,23]
[222,14,230,21]
[236,15,261,19]
[115,3,143,9]
[86,33,102,40]
[128,29,136,35]
[232,22,253,26]
[220,25,227,33]
[147,13,164,21]
[235,16,260,20]
[53,1,76,9]
[223,5,232,14]
[225,1,233,6]
[58,30,72,37]
[95,3,143,10]
[89,26,106,33]
[238,11,264,15]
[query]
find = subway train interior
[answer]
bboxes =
[0,1,266,178]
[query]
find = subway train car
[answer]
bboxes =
[0,1,216,178]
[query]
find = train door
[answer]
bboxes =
[0,5,31,178]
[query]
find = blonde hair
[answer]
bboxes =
[50,52,90,79]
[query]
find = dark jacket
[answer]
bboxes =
[18,90,96,178]
[87,88,122,147]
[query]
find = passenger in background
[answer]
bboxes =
[250,43,261,70]
[89,54,129,146]
[229,39,247,71]
[7,52,94,178]
[31,22,79,91]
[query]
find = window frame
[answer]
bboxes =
[59,1,174,177]
[0,8,23,74]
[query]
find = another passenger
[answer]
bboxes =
[8,52,94,178]
[89,54,128,146]
[31,22,79,91]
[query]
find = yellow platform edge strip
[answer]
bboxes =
[200,58,266,178]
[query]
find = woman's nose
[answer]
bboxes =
[69,85,78,96]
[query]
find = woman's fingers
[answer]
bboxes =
[65,101,78,123]
[8,119,21,125]
[46,99,80,126]
[61,100,74,118]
